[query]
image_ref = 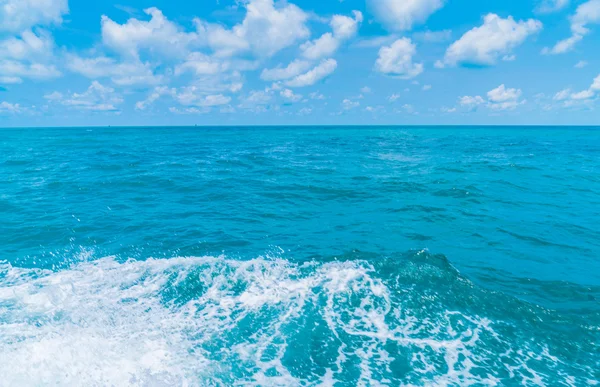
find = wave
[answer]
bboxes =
[0,251,597,386]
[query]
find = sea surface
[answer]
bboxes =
[0,126,598,386]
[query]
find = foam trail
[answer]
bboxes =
[0,256,595,386]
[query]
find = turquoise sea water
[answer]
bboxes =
[0,126,598,386]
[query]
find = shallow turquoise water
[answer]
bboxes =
[0,127,598,385]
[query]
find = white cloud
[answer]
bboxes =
[361,86,372,93]
[575,60,588,68]
[309,92,325,100]
[101,7,200,59]
[368,0,445,31]
[570,89,594,100]
[300,11,362,60]
[66,55,162,86]
[0,0,69,33]
[0,76,22,84]
[44,91,63,100]
[342,99,359,110]
[168,106,209,115]
[300,33,339,60]
[261,59,311,81]
[365,105,384,113]
[459,95,485,106]
[174,87,232,107]
[280,88,302,102]
[571,0,600,35]
[0,101,24,113]
[536,0,570,13]
[544,0,600,54]
[487,84,522,102]
[199,0,310,58]
[0,60,60,83]
[285,59,337,87]
[135,86,174,110]
[389,93,401,102]
[47,81,124,112]
[486,84,525,110]
[0,30,55,61]
[442,14,542,67]
[375,38,423,79]
[174,53,228,76]
[332,11,363,39]
[0,29,61,83]
[457,90,525,112]
[592,74,600,90]
[422,84,432,91]
[543,34,583,55]
[238,89,273,111]
[553,88,572,101]
[549,74,600,108]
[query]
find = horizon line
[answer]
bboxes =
[2,124,600,129]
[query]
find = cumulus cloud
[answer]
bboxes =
[487,84,521,102]
[0,29,61,83]
[551,74,600,107]
[300,11,362,60]
[0,60,60,83]
[536,0,570,13]
[260,60,312,81]
[280,88,302,102]
[135,72,243,110]
[199,0,310,58]
[174,53,229,76]
[0,101,25,113]
[238,89,274,111]
[368,0,445,31]
[459,95,485,107]
[553,88,572,101]
[486,84,525,110]
[442,14,542,67]
[570,89,594,100]
[101,7,201,59]
[65,55,162,86]
[342,99,359,110]
[457,85,525,111]
[135,86,174,110]
[0,0,69,33]
[544,0,600,54]
[592,74,600,90]
[0,30,55,61]
[285,59,337,87]
[375,38,423,79]
[46,81,124,112]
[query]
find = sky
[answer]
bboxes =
[1,0,600,127]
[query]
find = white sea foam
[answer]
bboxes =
[0,256,590,386]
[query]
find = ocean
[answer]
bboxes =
[0,126,598,386]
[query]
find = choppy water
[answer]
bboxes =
[0,126,599,386]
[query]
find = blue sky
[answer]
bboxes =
[1,0,600,126]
